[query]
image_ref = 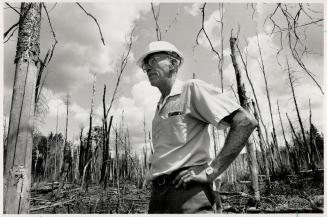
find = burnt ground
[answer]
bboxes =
[221,171,324,213]
[30,180,150,214]
[30,172,323,214]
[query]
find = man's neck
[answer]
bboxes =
[158,77,176,98]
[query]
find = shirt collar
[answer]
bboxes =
[157,79,185,111]
[168,78,184,97]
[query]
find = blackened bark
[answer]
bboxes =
[4,3,41,214]
[230,37,260,202]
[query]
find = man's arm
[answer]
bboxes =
[209,107,258,179]
[173,108,258,188]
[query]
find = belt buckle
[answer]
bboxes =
[157,176,166,186]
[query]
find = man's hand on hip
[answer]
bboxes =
[172,164,214,189]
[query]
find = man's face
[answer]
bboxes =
[142,53,173,88]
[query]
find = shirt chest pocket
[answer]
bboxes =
[160,114,187,145]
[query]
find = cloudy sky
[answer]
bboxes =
[2,2,324,155]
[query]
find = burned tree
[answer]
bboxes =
[99,29,134,188]
[4,3,41,214]
[265,3,324,94]
[57,93,72,193]
[230,36,260,202]
[195,3,225,92]
[81,72,97,192]
[286,59,316,171]
[256,32,283,168]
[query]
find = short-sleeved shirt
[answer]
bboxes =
[149,79,241,180]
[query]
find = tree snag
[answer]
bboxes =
[4,3,41,214]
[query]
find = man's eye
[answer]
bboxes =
[148,58,156,66]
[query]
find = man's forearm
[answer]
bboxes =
[210,112,257,179]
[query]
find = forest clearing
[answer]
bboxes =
[28,163,323,214]
[2,2,324,214]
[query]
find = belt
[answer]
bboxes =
[152,167,191,187]
[152,174,172,187]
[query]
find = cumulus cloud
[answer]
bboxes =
[30,3,149,94]
[245,33,278,59]
[42,88,92,131]
[42,88,67,118]
[131,80,160,111]
[255,3,265,15]
[184,3,202,16]
[101,79,160,144]
[133,68,147,81]
[71,103,89,124]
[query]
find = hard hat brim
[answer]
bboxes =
[136,50,183,68]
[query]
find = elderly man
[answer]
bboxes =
[137,41,258,213]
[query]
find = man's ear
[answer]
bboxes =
[171,59,178,67]
[169,59,179,71]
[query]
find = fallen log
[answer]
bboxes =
[30,199,77,212]
[224,206,323,213]
[30,198,50,202]
[246,208,323,213]
[219,191,249,196]
[124,198,149,203]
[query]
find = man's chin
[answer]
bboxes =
[149,79,159,87]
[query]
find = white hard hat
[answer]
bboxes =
[136,41,183,67]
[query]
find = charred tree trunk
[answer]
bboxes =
[309,99,321,166]
[277,100,298,173]
[4,3,41,214]
[80,145,99,191]
[100,85,108,186]
[115,129,121,208]
[57,142,72,194]
[100,85,114,188]
[252,100,270,189]
[286,60,315,171]
[57,94,70,193]
[43,140,49,179]
[78,126,84,180]
[54,105,59,181]
[124,135,128,179]
[230,37,260,202]
[64,94,69,143]
[128,129,132,179]
[286,113,304,170]
[256,33,282,168]
[82,73,96,191]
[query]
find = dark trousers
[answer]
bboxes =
[148,177,216,213]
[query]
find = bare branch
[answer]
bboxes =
[5,3,33,44]
[4,21,19,39]
[105,28,135,117]
[163,7,180,35]
[266,3,323,94]
[35,68,50,106]
[246,3,257,19]
[35,3,59,104]
[151,3,162,40]
[76,2,106,45]
[271,19,323,34]
[42,3,58,64]
[229,84,239,104]
[236,42,269,147]
[195,3,222,60]
[48,3,58,13]
[5,3,21,15]
[4,26,19,43]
